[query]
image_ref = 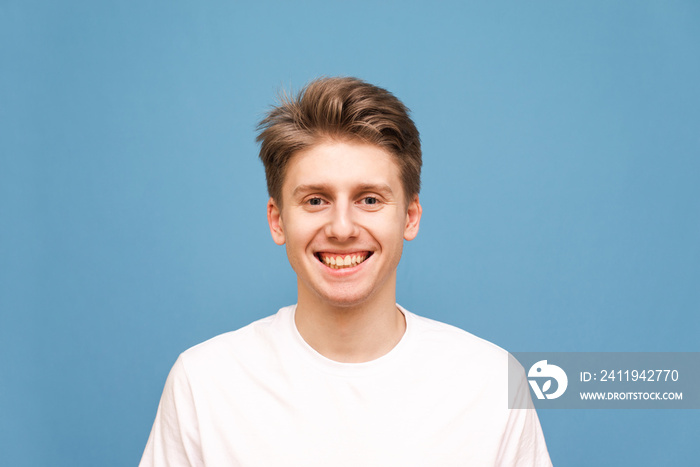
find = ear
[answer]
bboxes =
[267,198,286,245]
[403,194,422,241]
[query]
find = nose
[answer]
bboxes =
[325,201,359,241]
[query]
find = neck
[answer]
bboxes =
[294,281,406,363]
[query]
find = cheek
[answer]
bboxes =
[283,219,319,250]
[373,220,407,250]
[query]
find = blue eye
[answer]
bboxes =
[363,197,378,205]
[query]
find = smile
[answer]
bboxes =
[315,251,372,269]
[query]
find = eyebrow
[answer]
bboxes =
[356,183,394,197]
[292,183,394,198]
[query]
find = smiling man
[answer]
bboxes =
[140,77,552,466]
[267,140,419,363]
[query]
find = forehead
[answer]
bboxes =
[282,141,403,195]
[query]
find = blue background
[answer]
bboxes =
[2,1,698,465]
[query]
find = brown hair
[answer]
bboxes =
[256,77,421,206]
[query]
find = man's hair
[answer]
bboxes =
[256,77,421,206]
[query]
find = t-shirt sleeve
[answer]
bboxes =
[496,363,553,467]
[140,355,204,467]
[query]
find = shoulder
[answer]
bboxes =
[402,307,517,393]
[177,306,293,373]
[406,309,508,364]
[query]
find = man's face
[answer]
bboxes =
[267,140,422,309]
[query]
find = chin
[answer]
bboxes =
[311,285,376,309]
[319,293,371,309]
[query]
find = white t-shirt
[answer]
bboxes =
[140,305,552,466]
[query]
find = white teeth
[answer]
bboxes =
[343,255,351,266]
[330,256,336,266]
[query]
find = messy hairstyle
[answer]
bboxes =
[256,77,421,206]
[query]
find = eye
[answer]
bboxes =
[306,197,325,206]
[357,196,383,210]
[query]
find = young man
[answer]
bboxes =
[140,77,552,466]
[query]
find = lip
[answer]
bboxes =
[315,250,371,257]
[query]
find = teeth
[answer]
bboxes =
[319,253,368,269]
